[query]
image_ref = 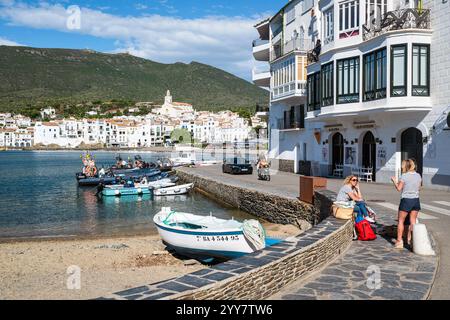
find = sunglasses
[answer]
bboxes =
[351,179,358,182]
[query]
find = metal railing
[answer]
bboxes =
[252,39,269,47]
[362,8,431,41]
[252,66,270,76]
[270,38,313,61]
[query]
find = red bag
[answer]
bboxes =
[355,220,377,241]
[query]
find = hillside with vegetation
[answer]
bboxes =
[0,46,268,118]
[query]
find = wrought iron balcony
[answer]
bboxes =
[362,8,431,42]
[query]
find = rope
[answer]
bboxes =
[242,220,266,251]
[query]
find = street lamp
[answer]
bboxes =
[233,137,238,165]
[255,127,260,158]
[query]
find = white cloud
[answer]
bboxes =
[0,36,24,46]
[0,2,269,80]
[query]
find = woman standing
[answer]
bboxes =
[391,159,422,249]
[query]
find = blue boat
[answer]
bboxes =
[76,173,117,186]
[101,184,154,197]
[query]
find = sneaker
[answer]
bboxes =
[364,216,375,223]
[394,240,404,249]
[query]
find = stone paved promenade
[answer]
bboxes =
[271,203,438,300]
[178,165,446,300]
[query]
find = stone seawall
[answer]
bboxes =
[173,218,354,300]
[101,171,355,300]
[176,169,319,226]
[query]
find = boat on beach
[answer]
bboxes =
[153,207,267,262]
[154,183,194,196]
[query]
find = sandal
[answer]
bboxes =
[394,240,404,249]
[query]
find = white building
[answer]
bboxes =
[0,128,15,147]
[34,122,61,146]
[40,108,57,119]
[153,90,194,118]
[253,0,450,190]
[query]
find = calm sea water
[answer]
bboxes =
[0,151,253,240]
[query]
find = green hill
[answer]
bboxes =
[0,46,268,115]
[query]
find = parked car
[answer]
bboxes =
[222,158,253,175]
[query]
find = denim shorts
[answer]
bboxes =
[399,198,421,213]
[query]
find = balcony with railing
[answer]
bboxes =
[270,38,313,62]
[255,104,269,119]
[276,108,305,131]
[253,39,270,61]
[272,80,307,102]
[307,40,321,65]
[362,8,431,42]
[252,66,271,87]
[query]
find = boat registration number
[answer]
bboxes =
[196,235,240,242]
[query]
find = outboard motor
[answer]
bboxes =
[96,183,105,196]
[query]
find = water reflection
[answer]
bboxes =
[0,151,256,240]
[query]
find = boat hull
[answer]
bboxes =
[154,221,254,261]
[77,176,116,186]
[154,183,194,196]
[102,186,153,197]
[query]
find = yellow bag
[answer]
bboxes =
[332,205,354,220]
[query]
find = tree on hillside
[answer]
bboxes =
[171,128,193,144]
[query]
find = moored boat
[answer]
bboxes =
[153,207,266,262]
[136,180,176,190]
[154,183,194,196]
[76,174,117,186]
[101,184,153,197]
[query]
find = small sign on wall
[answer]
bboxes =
[378,147,386,167]
[427,142,437,159]
[322,147,328,162]
[345,147,356,165]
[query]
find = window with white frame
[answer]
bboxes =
[323,7,334,44]
[272,57,296,97]
[365,0,387,27]
[339,0,360,38]
[286,6,296,24]
[303,0,314,13]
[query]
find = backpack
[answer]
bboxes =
[355,220,377,241]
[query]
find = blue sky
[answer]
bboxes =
[0,0,286,80]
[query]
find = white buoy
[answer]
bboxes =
[413,223,435,256]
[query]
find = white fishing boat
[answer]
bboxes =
[154,183,194,196]
[153,207,266,261]
[135,178,176,190]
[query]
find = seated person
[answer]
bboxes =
[257,158,269,169]
[336,175,374,223]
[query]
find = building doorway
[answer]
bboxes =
[401,127,423,175]
[332,132,344,173]
[362,131,376,181]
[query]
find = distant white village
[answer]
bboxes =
[0,91,267,149]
